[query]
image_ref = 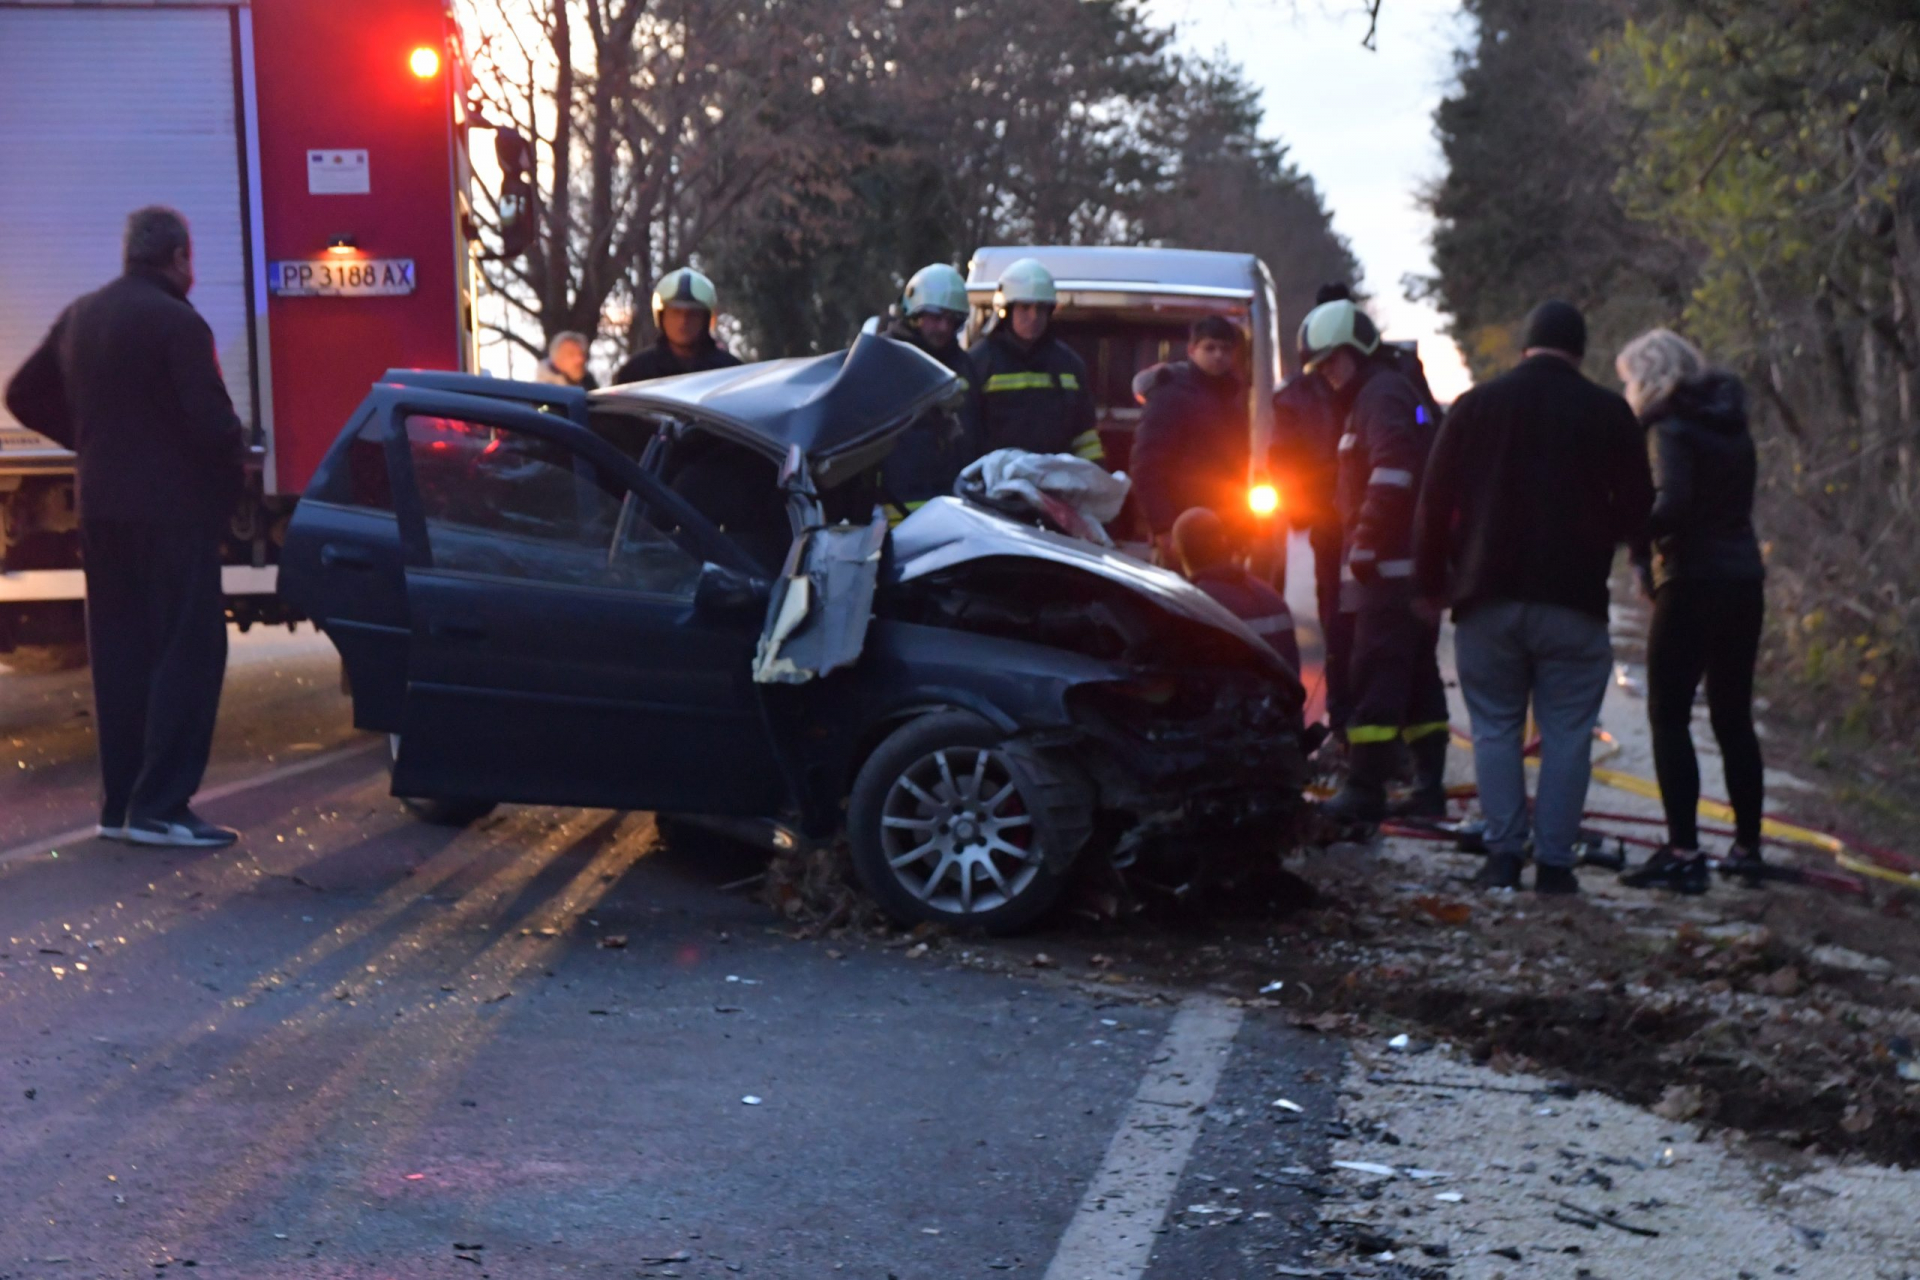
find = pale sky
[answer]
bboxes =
[1149,0,1474,398]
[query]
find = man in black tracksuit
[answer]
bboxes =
[1298,299,1448,823]
[4,206,246,848]
[969,258,1102,463]
[1130,315,1250,561]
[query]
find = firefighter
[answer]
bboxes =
[1131,316,1250,565]
[968,258,1102,463]
[610,267,742,384]
[1302,298,1449,824]
[1272,283,1356,736]
[878,263,983,520]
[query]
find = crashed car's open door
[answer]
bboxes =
[379,388,787,816]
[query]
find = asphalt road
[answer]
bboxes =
[0,623,1339,1279]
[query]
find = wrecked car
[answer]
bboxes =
[279,335,1307,931]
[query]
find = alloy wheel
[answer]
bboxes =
[878,746,1038,916]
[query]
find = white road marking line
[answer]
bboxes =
[1043,995,1245,1280]
[0,737,384,868]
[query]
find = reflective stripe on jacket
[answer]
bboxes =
[968,329,1102,462]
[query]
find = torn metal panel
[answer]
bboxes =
[889,497,1286,673]
[752,509,889,685]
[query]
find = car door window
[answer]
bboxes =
[307,414,394,511]
[405,414,701,597]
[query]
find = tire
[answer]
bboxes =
[1,642,90,675]
[387,735,497,827]
[847,711,1076,934]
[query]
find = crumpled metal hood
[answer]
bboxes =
[888,498,1292,673]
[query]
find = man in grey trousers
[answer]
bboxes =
[1412,302,1652,893]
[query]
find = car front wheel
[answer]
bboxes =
[848,711,1074,933]
[387,735,497,828]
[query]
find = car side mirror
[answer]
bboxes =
[694,562,771,620]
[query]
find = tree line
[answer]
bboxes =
[1419,0,1920,731]
[460,0,1357,365]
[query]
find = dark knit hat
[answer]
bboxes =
[1523,300,1587,358]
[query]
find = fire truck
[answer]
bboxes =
[0,0,523,669]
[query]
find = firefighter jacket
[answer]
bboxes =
[1335,356,1437,611]
[611,335,741,385]
[968,327,1102,462]
[878,318,983,515]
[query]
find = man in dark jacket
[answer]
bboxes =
[879,263,982,519]
[610,267,743,384]
[1413,300,1653,893]
[4,206,246,848]
[969,258,1101,463]
[1172,506,1300,674]
[1131,316,1249,560]
[1299,298,1448,825]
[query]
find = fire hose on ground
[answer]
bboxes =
[1354,727,1920,896]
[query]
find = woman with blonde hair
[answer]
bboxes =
[1615,328,1767,892]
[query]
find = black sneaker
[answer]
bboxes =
[1619,846,1709,894]
[1472,851,1525,890]
[1535,864,1581,895]
[1717,844,1767,885]
[124,811,239,849]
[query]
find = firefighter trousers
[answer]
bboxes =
[81,520,228,826]
[1343,600,1448,772]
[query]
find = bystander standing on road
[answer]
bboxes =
[1171,506,1301,673]
[1413,301,1652,893]
[1131,316,1251,566]
[532,330,598,390]
[4,207,247,848]
[1614,329,1768,894]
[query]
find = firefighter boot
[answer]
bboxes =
[1319,742,1394,827]
[1388,732,1449,819]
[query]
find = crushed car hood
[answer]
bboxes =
[888,498,1290,672]
[592,334,958,482]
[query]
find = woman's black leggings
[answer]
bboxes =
[1646,579,1765,849]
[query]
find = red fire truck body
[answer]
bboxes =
[0,0,480,660]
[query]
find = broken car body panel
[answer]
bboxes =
[753,510,888,684]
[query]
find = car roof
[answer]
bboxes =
[966,245,1263,298]
[592,333,959,465]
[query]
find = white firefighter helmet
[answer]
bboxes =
[993,257,1058,312]
[651,267,719,330]
[902,263,969,318]
[1298,298,1381,371]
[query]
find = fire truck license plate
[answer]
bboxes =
[269,259,416,297]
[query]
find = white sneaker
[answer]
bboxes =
[96,822,131,842]
[124,814,238,848]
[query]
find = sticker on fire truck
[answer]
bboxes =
[269,259,416,298]
[307,149,371,195]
